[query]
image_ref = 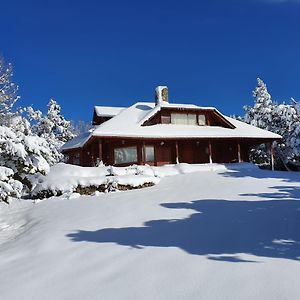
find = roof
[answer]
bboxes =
[63,102,282,150]
[61,131,92,151]
[94,106,125,117]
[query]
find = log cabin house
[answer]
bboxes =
[62,86,281,167]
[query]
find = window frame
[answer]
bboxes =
[114,146,138,165]
[198,114,206,126]
[145,145,155,162]
[171,113,197,125]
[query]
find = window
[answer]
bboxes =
[145,145,155,161]
[171,113,197,125]
[73,153,80,165]
[114,146,138,164]
[198,114,206,126]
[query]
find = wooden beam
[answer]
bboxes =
[142,141,146,164]
[270,142,275,171]
[90,146,95,167]
[208,140,213,164]
[175,141,179,164]
[237,142,242,163]
[98,139,103,164]
[79,149,84,166]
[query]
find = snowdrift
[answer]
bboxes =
[30,162,258,199]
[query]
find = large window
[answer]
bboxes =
[114,146,138,164]
[145,145,155,162]
[171,113,197,125]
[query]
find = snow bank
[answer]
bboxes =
[0,199,32,245]
[31,163,160,199]
[31,162,258,199]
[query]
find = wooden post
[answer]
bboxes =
[142,141,146,164]
[98,139,103,164]
[175,141,179,164]
[79,149,84,166]
[237,142,242,163]
[208,140,213,164]
[270,142,275,171]
[90,145,95,167]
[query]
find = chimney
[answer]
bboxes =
[155,86,168,105]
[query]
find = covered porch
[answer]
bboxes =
[64,137,276,168]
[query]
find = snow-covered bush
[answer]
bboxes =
[0,166,22,202]
[0,123,51,178]
[30,163,159,199]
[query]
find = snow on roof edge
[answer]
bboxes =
[94,106,125,117]
[61,131,92,151]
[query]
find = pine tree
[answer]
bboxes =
[27,99,75,165]
[243,78,300,169]
[244,78,275,165]
[0,56,19,126]
[244,78,274,130]
[0,57,59,201]
[47,99,75,143]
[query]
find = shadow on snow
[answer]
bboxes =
[220,167,300,183]
[67,199,300,262]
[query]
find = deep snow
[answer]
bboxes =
[1,165,300,300]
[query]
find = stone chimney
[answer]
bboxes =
[155,86,168,105]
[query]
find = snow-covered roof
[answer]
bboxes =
[94,106,125,117]
[92,102,281,139]
[61,131,92,151]
[63,102,281,150]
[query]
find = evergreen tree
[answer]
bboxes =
[0,56,19,126]
[46,99,75,142]
[244,78,274,165]
[27,99,75,165]
[244,78,274,130]
[243,78,300,168]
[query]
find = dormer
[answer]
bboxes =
[141,86,235,129]
[92,106,125,125]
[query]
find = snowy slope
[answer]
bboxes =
[0,166,300,300]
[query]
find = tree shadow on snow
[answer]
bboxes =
[67,199,300,262]
[241,186,300,201]
[220,166,300,183]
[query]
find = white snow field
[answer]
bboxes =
[1,164,300,300]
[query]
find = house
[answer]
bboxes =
[62,86,281,167]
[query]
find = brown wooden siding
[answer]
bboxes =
[178,140,209,163]
[211,140,238,163]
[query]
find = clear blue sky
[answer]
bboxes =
[1,0,300,122]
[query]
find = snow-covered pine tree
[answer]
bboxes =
[0,56,19,126]
[47,99,75,143]
[276,101,300,166]
[0,56,62,201]
[244,78,274,130]
[243,78,300,169]
[28,99,75,164]
[244,78,275,165]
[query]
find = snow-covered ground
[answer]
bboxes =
[1,164,300,300]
